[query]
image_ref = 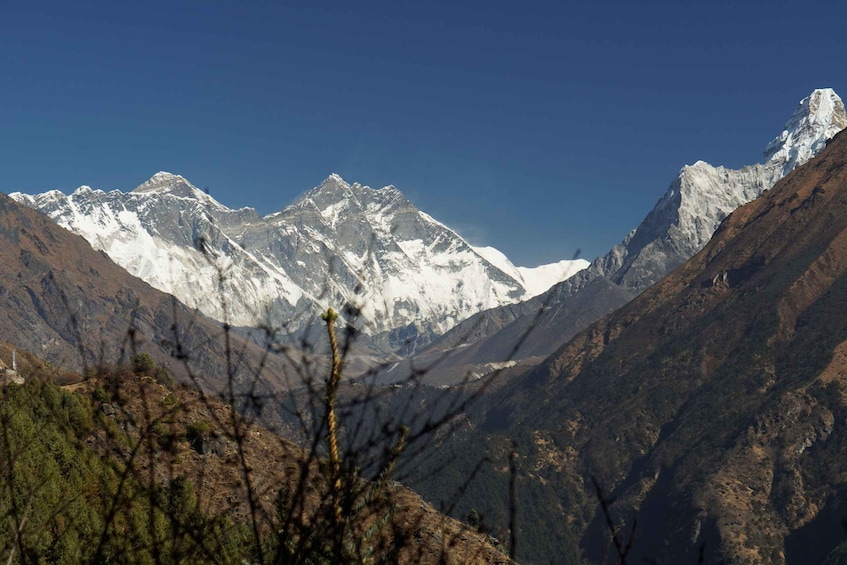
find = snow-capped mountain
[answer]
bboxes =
[11,172,588,349]
[413,88,847,380]
[593,88,847,292]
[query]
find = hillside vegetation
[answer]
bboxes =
[0,354,508,564]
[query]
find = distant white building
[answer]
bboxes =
[1,349,24,386]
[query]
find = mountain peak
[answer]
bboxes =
[319,173,351,190]
[133,171,197,194]
[763,88,847,173]
[131,172,227,210]
[299,175,408,208]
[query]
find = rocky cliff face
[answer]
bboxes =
[11,173,587,351]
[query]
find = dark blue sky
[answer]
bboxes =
[1,0,844,266]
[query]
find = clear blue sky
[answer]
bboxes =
[1,0,844,266]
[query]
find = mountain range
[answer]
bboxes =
[10,173,587,354]
[12,91,844,377]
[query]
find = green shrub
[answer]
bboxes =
[130,353,155,376]
[185,420,212,442]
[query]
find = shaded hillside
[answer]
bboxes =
[0,192,295,397]
[411,130,847,564]
[377,275,633,385]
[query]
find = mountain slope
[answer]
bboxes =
[11,173,587,351]
[414,128,847,564]
[0,192,294,395]
[416,88,847,380]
